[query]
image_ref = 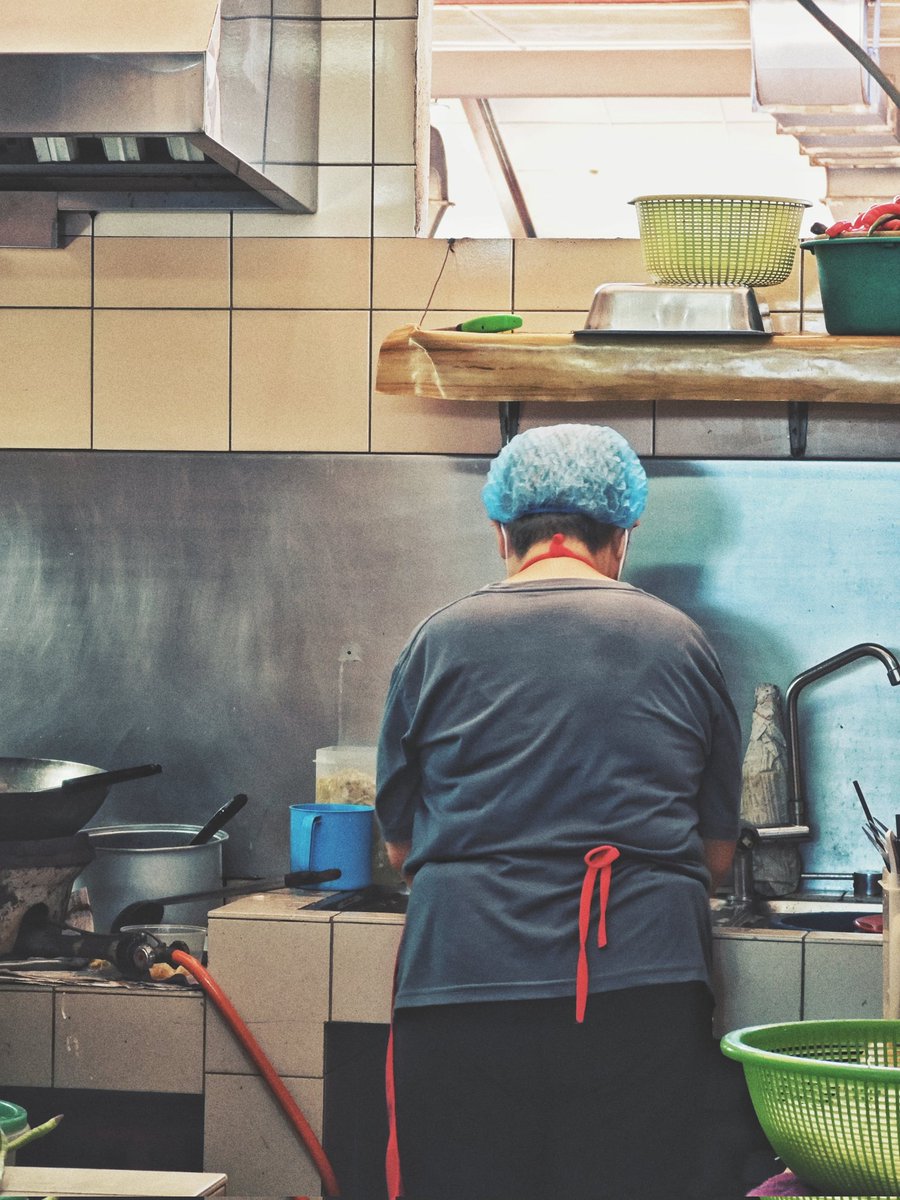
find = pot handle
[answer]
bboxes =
[61,763,162,792]
[290,811,321,872]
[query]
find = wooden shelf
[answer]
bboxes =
[376,324,900,406]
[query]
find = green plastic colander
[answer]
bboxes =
[630,194,810,287]
[722,1019,900,1194]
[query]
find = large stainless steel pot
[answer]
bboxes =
[74,824,227,932]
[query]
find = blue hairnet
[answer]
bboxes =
[481,424,648,528]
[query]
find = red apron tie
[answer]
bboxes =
[576,844,620,1023]
[385,946,405,1200]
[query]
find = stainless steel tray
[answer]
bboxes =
[573,328,771,339]
[580,283,772,335]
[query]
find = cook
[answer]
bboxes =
[375,423,742,1200]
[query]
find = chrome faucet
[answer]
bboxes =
[784,643,900,831]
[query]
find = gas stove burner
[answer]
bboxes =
[8,912,199,980]
[308,885,409,914]
[0,832,208,981]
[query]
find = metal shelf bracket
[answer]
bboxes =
[789,400,810,457]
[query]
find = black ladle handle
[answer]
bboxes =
[61,763,163,792]
[131,869,343,908]
[189,793,248,845]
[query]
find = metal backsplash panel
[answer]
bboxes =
[0,451,894,880]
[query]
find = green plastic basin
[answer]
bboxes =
[0,1100,29,1163]
[802,235,900,335]
[0,1101,27,1138]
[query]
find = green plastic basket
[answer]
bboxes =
[0,1101,27,1138]
[630,194,810,287]
[801,234,900,335]
[722,1020,900,1194]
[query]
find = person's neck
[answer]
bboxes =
[505,535,620,582]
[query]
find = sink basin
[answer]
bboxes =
[761,897,881,932]
[710,894,882,933]
[761,897,882,916]
[769,910,881,933]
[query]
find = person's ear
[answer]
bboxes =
[492,521,507,561]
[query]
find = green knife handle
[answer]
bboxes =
[457,314,523,333]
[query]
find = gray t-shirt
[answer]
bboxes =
[376,578,742,1009]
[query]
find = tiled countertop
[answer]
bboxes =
[713,923,881,943]
[208,886,884,944]
[1,1165,226,1196]
[207,887,406,926]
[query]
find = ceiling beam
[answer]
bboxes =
[433,47,752,97]
[460,97,537,235]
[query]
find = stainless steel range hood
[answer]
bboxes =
[0,0,320,247]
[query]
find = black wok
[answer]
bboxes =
[0,759,162,841]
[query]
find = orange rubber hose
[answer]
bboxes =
[171,949,341,1198]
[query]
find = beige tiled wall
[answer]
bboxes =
[1,225,898,457]
[94,238,231,310]
[1,220,844,453]
[93,310,231,452]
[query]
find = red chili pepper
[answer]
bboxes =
[825,219,853,237]
[883,219,900,230]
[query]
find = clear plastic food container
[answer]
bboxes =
[315,745,377,806]
[314,746,401,886]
